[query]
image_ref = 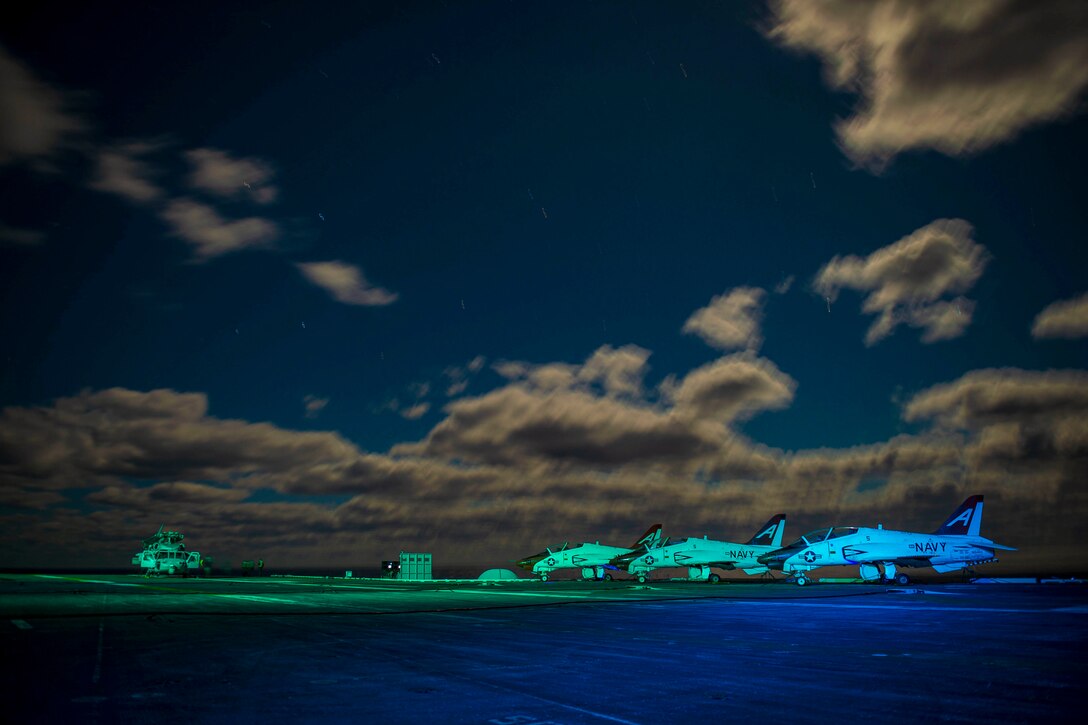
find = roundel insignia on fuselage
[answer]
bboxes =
[644,555,655,565]
[547,558,556,567]
[803,550,817,563]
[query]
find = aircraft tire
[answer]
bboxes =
[708,573,721,583]
[895,573,910,585]
[795,575,808,586]
[637,574,647,584]
[540,574,548,582]
[604,574,613,581]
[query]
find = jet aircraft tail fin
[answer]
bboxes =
[629,524,663,550]
[746,514,787,547]
[933,495,984,537]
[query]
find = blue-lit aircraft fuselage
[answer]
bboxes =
[757,496,1015,585]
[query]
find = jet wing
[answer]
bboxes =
[840,545,934,568]
[887,557,935,568]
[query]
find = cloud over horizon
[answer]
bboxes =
[2,354,1086,568]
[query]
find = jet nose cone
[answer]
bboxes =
[515,553,545,571]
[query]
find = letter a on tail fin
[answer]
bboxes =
[746,514,787,547]
[630,524,663,549]
[934,495,984,537]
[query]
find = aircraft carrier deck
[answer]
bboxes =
[2,574,1085,723]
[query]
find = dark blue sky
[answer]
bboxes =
[2,1,1086,570]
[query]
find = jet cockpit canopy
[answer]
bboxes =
[784,526,859,548]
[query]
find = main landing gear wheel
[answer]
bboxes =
[708,573,721,583]
[895,573,910,586]
[795,574,809,586]
[637,574,647,584]
[604,573,613,581]
[539,573,549,582]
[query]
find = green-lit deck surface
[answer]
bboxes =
[0,573,886,618]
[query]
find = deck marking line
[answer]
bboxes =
[426,612,506,622]
[35,575,142,588]
[33,574,326,602]
[219,594,317,606]
[213,594,363,610]
[453,590,593,599]
[269,581,408,591]
[11,619,31,629]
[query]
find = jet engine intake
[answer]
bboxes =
[859,563,881,581]
[688,566,710,581]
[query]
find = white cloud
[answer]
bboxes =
[399,384,722,467]
[295,261,398,306]
[576,345,651,397]
[670,353,796,423]
[402,346,794,468]
[161,198,279,260]
[491,346,650,398]
[0,221,45,246]
[0,44,87,168]
[401,403,430,420]
[682,287,766,351]
[1032,292,1088,339]
[903,367,1088,431]
[185,148,278,204]
[814,218,988,345]
[493,361,530,380]
[303,395,329,419]
[902,367,1088,492]
[89,141,164,204]
[765,0,1088,169]
[442,358,488,396]
[0,387,363,493]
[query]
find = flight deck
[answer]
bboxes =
[2,574,1085,723]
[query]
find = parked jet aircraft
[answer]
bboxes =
[515,524,662,581]
[757,495,1015,586]
[611,514,787,583]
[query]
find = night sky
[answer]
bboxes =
[2,1,1087,573]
